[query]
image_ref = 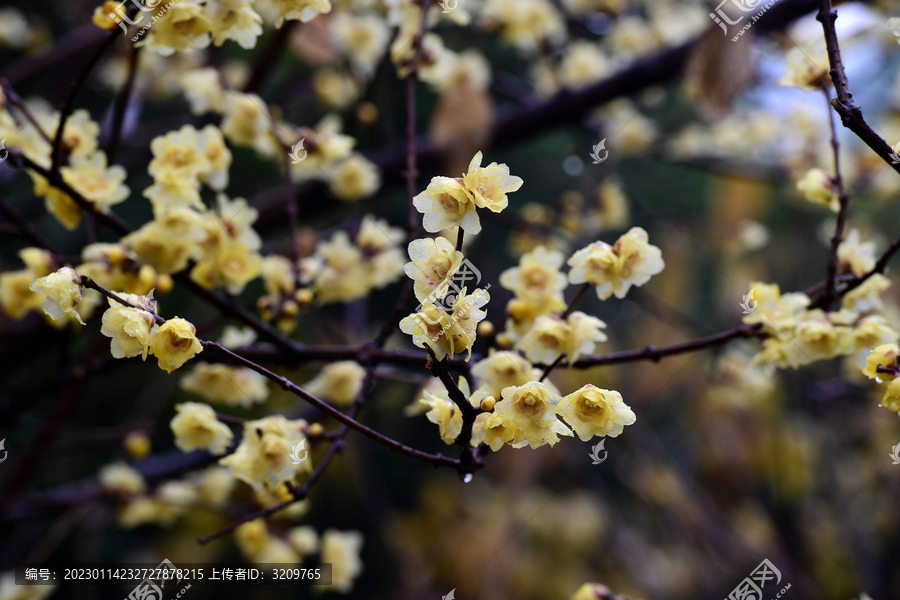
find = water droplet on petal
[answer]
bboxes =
[462,473,473,483]
[877,377,884,383]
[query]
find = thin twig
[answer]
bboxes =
[539,353,568,382]
[816,0,900,176]
[106,44,140,162]
[51,29,122,172]
[560,282,590,319]
[822,86,850,306]
[0,80,54,144]
[0,195,59,253]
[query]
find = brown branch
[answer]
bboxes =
[105,44,140,162]
[9,149,132,236]
[80,276,460,471]
[822,87,850,306]
[816,0,900,176]
[241,21,297,94]
[544,323,764,369]
[539,353,568,382]
[0,195,59,253]
[0,80,54,144]
[560,282,590,319]
[3,24,106,86]
[50,28,122,172]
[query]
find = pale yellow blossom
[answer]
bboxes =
[170,402,234,455]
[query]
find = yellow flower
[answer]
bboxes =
[462,151,523,213]
[122,207,205,274]
[18,248,54,278]
[170,402,234,455]
[405,237,464,303]
[499,245,567,308]
[276,0,332,26]
[793,310,854,360]
[422,387,463,444]
[852,315,898,356]
[484,381,572,450]
[413,176,481,234]
[329,12,390,77]
[778,44,829,91]
[288,526,319,556]
[138,2,212,55]
[325,153,381,201]
[518,311,607,364]
[843,274,890,313]
[305,361,367,406]
[180,362,269,407]
[92,1,121,30]
[60,151,129,213]
[45,109,100,161]
[29,267,85,324]
[30,171,83,230]
[219,416,310,492]
[305,231,370,304]
[320,530,364,594]
[100,293,159,360]
[124,431,151,459]
[796,168,839,212]
[221,92,275,155]
[567,227,664,300]
[98,462,145,495]
[400,287,490,360]
[416,377,486,445]
[195,466,236,507]
[558,41,610,91]
[837,229,876,277]
[471,350,541,399]
[0,270,45,319]
[880,378,900,412]
[750,335,812,371]
[742,282,810,333]
[149,317,203,372]
[235,519,271,559]
[481,0,566,53]
[211,2,263,49]
[148,124,212,186]
[191,237,262,295]
[180,67,226,115]
[556,384,635,441]
[862,344,900,380]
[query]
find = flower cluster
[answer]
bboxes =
[744,282,898,371]
[298,216,405,307]
[219,415,311,492]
